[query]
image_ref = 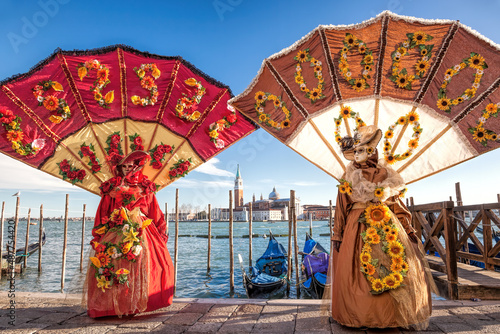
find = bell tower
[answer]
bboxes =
[234,164,243,207]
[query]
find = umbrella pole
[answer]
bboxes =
[292,190,300,298]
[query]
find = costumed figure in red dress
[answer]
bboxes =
[326,125,435,330]
[84,150,174,318]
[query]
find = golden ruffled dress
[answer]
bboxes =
[328,157,432,329]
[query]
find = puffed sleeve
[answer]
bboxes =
[332,191,350,242]
[389,196,416,235]
[147,194,168,243]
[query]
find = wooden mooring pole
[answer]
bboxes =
[207,203,211,273]
[61,194,69,291]
[13,197,20,272]
[38,205,43,273]
[287,195,293,297]
[329,200,333,244]
[229,190,234,296]
[23,209,31,270]
[80,204,86,272]
[174,189,179,295]
[165,203,169,236]
[292,190,300,298]
[0,201,4,278]
[443,200,458,299]
[249,204,253,267]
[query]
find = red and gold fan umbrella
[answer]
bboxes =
[0,45,256,195]
[230,11,500,184]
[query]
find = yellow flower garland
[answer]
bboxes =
[383,110,423,165]
[359,203,409,294]
[333,105,366,144]
[254,91,291,130]
[293,49,325,103]
[467,102,500,147]
[338,33,374,92]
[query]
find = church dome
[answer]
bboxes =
[269,186,280,200]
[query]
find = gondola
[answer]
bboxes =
[2,230,46,264]
[300,233,329,299]
[238,231,288,298]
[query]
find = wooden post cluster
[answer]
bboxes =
[61,194,69,291]
[23,209,31,269]
[80,204,86,273]
[229,190,234,295]
[207,203,211,273]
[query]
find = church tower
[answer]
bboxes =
[234,164,243,207]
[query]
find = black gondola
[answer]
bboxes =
[239,231,288,298]
[2,231,46,264]
[300,233,329,299]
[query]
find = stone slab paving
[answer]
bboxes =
[1,292,500,333]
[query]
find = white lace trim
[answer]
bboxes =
[345,158,406,203]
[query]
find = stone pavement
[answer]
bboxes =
[1,292,500,333]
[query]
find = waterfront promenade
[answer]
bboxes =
[1,292,500,333]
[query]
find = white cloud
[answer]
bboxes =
[192,158,234,177]
[0,157,79,192]
[286,181,325,187]
[173,178,233,189]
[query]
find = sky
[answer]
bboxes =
[0,0,499,218]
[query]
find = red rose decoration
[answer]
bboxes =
[67,171,77,179]
[110,134,120,144]
[136,145,144,151]
[181,164,188,172]
[169,170,177,177]
[100,181,112,194]
[126,252,136,261]
[134,137,142,146]
[149,182,157,193]
[153,151,163,161]
[60,159,69,166]
[90,155,98,163]
[151,160,162,169]
[81,146,91,156]
[184,160,191,167]
[164,145,172,153]
[61,164,70,173]
[175,168,183,175]
[227,113,237,123]
[77,170,86,180]
[92,164,101,173]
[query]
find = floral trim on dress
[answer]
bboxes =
[57,159,86,184]
[32,80,72,123]
[89,207,152,292]
[338,33,374,92]
[0,108,45,157]
[359,204,408,294]
[389,31,434,90]
[436,53,487,113]
[175,78,205,122]
[131,63,161,107]
[382,111,422,164]
[77,59,114,109]
[293,49,325,103]
[468,102,500,146]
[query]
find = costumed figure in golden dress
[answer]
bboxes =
[327,125,434,330]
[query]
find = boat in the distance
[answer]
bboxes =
[239,231,288,298]
[2,231,46,264]
[300,233,329,299]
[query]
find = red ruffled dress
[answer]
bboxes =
[85,171,174,318]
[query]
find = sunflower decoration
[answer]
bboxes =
[358,203,409,294]
[390,31,434,90]
[336,178,353,195]
[254,92,291,130]
[333,106,366,146]
[437,52,488,113]
[293,49,326,103]
[338,33,373,92]
[374,187,385,199]
[383,111,423,164]
[468,102,500,147]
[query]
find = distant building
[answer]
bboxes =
[302,204,333,220]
